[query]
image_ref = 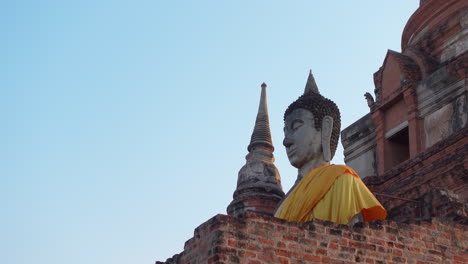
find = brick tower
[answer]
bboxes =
[341,0,467,223]
[227,83,284,217]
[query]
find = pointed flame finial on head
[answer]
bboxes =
[304,69,320,95]
[261,82,267,88]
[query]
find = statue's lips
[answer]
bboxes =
[286,148,296,158]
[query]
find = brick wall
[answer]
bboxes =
[156,212,467,264]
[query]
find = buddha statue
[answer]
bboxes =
[274,71,386,224]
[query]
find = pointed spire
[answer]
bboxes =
[304,69,320,95]
[227,82,284,217]
[247,82,274,152]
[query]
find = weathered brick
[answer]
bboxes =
[258,237,274,246]
[369,238,385,245]
[257,253,273,262]
[338,238,349,246]
[330,228,342,236]
[328,243,339,250]
[277,241,286,248]
[278,256,290,264]
[303,254,321,262]
[453,255,468,262]
[315,248,327,256]
[392,256,406,263]
[288,226,306,237]
[392,248,403,256]
[283,235,299,242]
[275,249,291,258]
[299,237,318,247]
[341,246,356,254]
[247,243,260,251]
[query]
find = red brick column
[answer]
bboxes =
[371,109,386,175]
[404,86,422,157]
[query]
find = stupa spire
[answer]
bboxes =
[227,82,284,217]
[304,69,320,95]
[248,82,274,152]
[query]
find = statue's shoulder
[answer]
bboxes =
[330,164,348,169]
[328,164,352,171]
[329,164,359,177]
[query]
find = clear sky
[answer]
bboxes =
[3,1,419,263]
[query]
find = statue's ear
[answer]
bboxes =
[321,116,333,162]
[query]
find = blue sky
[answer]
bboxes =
[3,1,419,263]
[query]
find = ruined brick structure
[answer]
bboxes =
[158,212,466,264]
[157,1,467,263]
[341,0,467,224]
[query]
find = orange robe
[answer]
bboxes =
[274,165,386,224]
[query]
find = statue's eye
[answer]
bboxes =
[291,120,303,130]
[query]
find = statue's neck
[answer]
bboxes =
[297,158,330,182]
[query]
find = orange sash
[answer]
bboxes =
[274,165,386,224]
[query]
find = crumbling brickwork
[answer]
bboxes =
[364,127,468,223]
[157,212,467,264]
[342,0,467,224]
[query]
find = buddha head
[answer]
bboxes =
[283,71,341,169]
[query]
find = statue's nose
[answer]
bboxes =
[283,137,293,148]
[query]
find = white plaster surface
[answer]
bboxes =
[440,30,467,63]
[453,94,467,129]
[424,103,453,148]
[346,150,376,179]
[440,12,468,62]
[417,79,466,116]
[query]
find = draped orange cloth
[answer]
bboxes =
[274,165,386,224]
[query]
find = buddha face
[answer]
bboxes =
[283,109,322,168]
